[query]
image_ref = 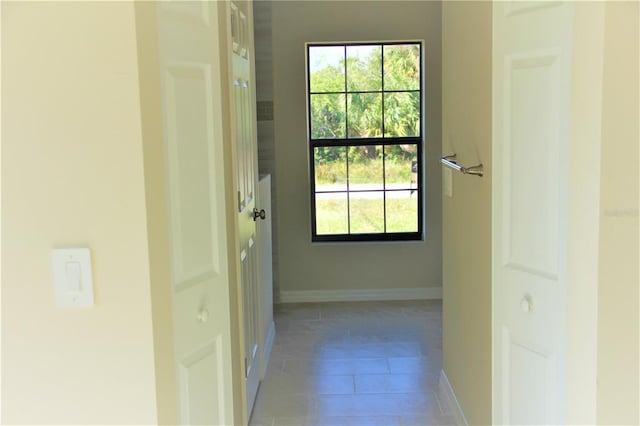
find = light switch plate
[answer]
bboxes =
[52,248,94,307]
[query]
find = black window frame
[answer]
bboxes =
[307,41,424,243]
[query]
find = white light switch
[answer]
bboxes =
[52,248,94,307]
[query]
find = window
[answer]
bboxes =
[307,42,423,242]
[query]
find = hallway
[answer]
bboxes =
[249,300,455,426]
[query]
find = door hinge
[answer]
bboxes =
[244,357,249,378]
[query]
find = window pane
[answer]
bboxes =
[309,46,345,93]
[348,145,383,190]
[316,192,348,235]
[384,92,420,137]
[386,195,418,232]
[346,45,382,92]
[347,93,382,138]
[349,191,384,234]
[311,94,346,139]
[384,144,418,190]
[314,146,347,191]
[383,44,420,91]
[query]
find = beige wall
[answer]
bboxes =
[441,2,492,425]
[597,1,639,424]
[2,2,158,423]
[271,1,442,295]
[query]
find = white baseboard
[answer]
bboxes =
[278,287,442,303]
[439,370,468,426]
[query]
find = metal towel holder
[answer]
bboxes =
[440,154,483,177]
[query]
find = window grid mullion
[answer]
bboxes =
[381,145,386,233]
[345,145,351,235]
[316,188,413,194]
[344,46,350,235]
[381,44,386,139]
[381,45,387,232]
[309,89,420,95]
[311,137,421,147]
[343,45,348,140]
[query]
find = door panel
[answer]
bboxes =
[156,1,234,424]
[178,338,226,425]
[241,238,259,381]
[164,64,219,283]
[503,52,560,278]
[229,0,261,414]
[504,329,555,425]
[234,80,246,211]
[493,1,572,424]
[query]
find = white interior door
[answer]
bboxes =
[156,2,234,424]
[493,2,573,424]
[229,0,262,414]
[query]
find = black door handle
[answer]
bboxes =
[252,208,266,221]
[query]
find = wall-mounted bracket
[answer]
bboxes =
[440,154,484,177]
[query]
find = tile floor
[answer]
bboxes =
[249,300,456,426]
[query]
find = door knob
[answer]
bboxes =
[520,294,533,313]
[197,309,209,323]
[253,208,266,221]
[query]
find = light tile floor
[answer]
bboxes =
[249,300,456,426]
